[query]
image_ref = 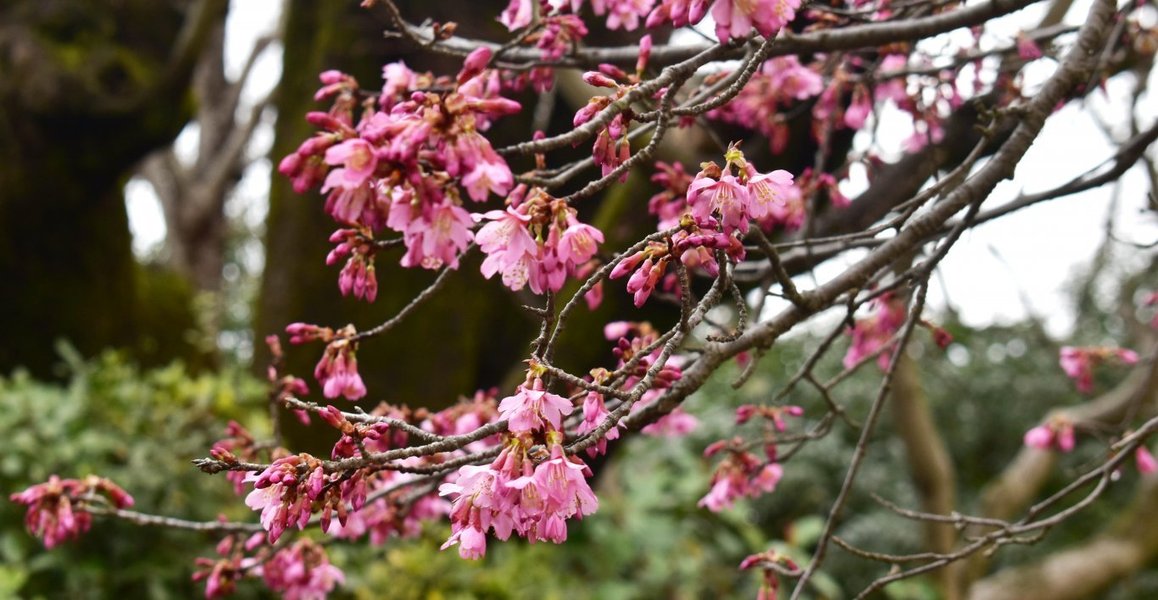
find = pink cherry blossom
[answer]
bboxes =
[1059,346,1141,393]
[1016,33,1043,60]
[698,442,782,512]
[1136,446,1157,476]
[578,390,620,457]
[745,166,795,222]
[323,138,377,190]
[10,476,132,549]
[245,456,321,543]
[687,171,751,233]
[498,378,574,434]
[261,539,345,600]
[640,407,699,436]
[595,0,656,30]
[397,199,475,270]
[1022,417,1076,453]
[711,0,802,43]
[843,294,907,370]
[499,0,535,31]
[477,207,539,291]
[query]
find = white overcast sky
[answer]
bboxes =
[126,0,1157,340]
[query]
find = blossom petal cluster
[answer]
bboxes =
[441,369,598,558]
[10,475,134,549]
[260,539,345,600]
[279,52,519,288]
[476,186,604,294]
[1058,345,1139,393]
[613,148,797,307]
[843,293,907,370]
[699,438,784,512]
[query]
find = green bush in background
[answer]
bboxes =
[0,346,266,599]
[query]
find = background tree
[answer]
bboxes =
[0,0,228,376]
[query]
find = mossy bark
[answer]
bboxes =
[0,0,221,376]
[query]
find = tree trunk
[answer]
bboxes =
[0,0,223,376]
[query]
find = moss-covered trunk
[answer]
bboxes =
[0,0,223,376]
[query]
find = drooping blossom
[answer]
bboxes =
[1058,346,1140,393]
[245,454,329,543]
[640,406,699,436]
[393,197,476,270]
[498,376,574,435]
[735,404,804,430]
[708,56,822,155]
[476,187,604,294]
[577,386,620,457]
[699,439,783,512]
[648,161,693,229]
[323,138,377,190]
[499,0,536,30]
[193,534,263,599]
[281,59,519,277]
[711,0,801,42]
[1023,416,1076,453]
[260,539,345,600]
[589,0,656,30]
[1136,445,1158,476]
[843,293,908,370]
[441,437,598,558]
[326,228,378,301]
[315,339,366,401]
[646,0,800,42]
[477,205,538,291]
[211,421,261,495]
[10,475,133,549]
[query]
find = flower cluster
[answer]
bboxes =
[286,323,367,401]
[647,0,801,42]
[10,475,134,549]
[1058,346,1140,393]
[576,41,653,179]
[709,56,823,154]
[260,539,345,600]
[244,454,328,543]
[599,321,694,435]
[699,437,783,512]
[193,533,263,599]
[279,50,519,284]
[325,227,379,301]
[614,148,797,306]
[1023,416,1076,453]
[440,367,599,558]
[843,293,907,370]
[506,13,590,91]
[648,160,693,229]
[476,185,604,294]
[735,403,803,431]
[210,421,262,495]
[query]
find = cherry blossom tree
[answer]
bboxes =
[10,0,1158,598]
